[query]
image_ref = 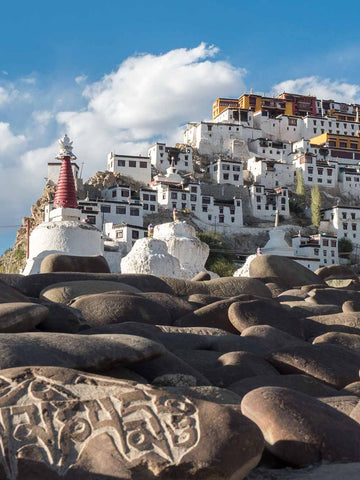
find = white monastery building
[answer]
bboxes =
[107,152,151,184]
[148,142,193,174]
[207,158,243,186]
[247,156,294,188]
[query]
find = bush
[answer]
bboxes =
[209,257,237,277]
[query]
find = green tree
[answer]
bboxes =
[196,231,235,276]
[311,183,321,227]
[338,237,353,253]
[296,169,305,205]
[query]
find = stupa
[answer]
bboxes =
[23,135,104,275]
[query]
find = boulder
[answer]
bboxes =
[0,367,264,479]
[307,288,360,306]
[248,255,324,289]
[34,300,88,333]
[40,280,141,303]
[187,293,225,306]
[141,292,196,321]
[40,253,111,273]
[300,283,328,293]
[0,280,31,304]
[69,292,172,326]
[312,331,360,353]
[319,395,359,416]
[343,382,360,397]
[0,302,48,333]
[315,264,358,281]
[267,344,360,389]
[241,386,360,466]
[192,271,211,281]
[174,296,255,333]
[161,276,272,298]
[163,385,243,405]
[9,272,174,298]
[277,289,308,301]
[343,299,360,313]
[280,301,342,317]
[0,332,165,371]
[229,373,341,399]
[304,312,360,338]
[241,325,308,354]
[228,300,306,338]
[265,282,285,297]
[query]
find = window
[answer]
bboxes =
[121,190,129,197]
[317,168,323,175]
[190,194,197,202]
[130,208,139,216]
[352,224,357,231]
[116,206,126,214]
[222,164,230,171]
[323,239,329,246]
[129,161,136,167]
[207,125,212,131]
[202,196,211,204]
[143,194,149,201]
[281,205,285,211]
[331,240,336,247]
[101,205,111,213]
[112,190,117,198]
[234,174,239,181]
[342,212,347,219]
[140,161,147,168]
[191,186,197,193]
[219,215,224,223]
[257,205,261,210]
[256,196,261,202]
[116,230,123,239]
[223,173,229,180]
[256,187,262,193]
[351,213,356,219]
[117,160,125,167]
[202,206,208,212]
[314,248,319,255]
[350,143,358,150]
[143,204,148,210]
[171,192,178,199]
[308,177,313,182]
[208,215,212,221]
[233,165,241,171]
[132,230,139,239]
[184,155,188,160]
[343,222,348,230]
[159,145,164,150]
[87,215,96,225]
[191,204,196,211]
[339,142,347,148]
[308,167,313,174]
[327,169,332,176]
[181,203,186,209]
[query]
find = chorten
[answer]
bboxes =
[23,135,104,275]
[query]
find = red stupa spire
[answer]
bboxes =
[53,134,78,209]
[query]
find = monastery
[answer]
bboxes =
[24,90,360,274]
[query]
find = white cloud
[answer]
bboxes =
[75,75,88,85]
[31,110,53,125]
[0,123,25,154]
[55,43,245,172]
[272,76,360,103]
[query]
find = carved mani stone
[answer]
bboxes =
[0,367,263,479]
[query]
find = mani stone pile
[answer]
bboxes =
[1,254,360,479]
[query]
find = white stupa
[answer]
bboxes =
[23,135,104,275]
[154,221,212,279]
[120,237,182,277]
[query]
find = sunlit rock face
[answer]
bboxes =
[154,221,210,279]
[120,237,182,278]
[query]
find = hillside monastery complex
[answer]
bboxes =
[26,91,360,273]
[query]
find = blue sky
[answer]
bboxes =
[1,0,360,255]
